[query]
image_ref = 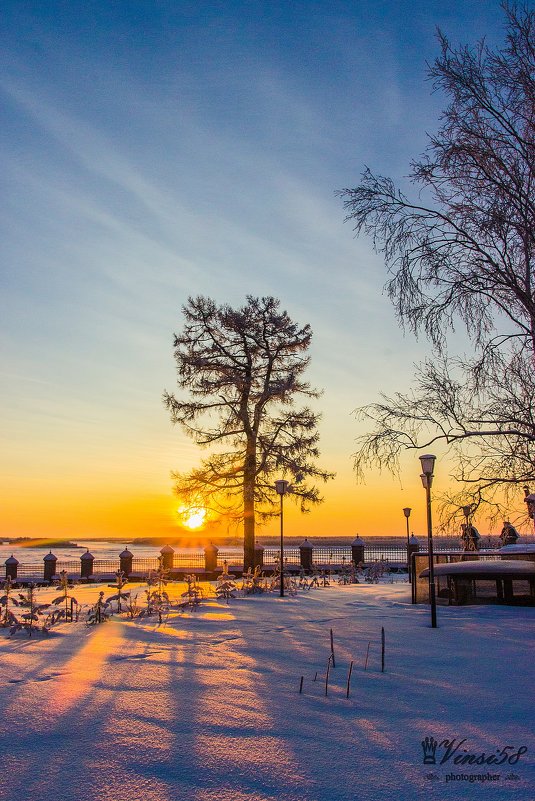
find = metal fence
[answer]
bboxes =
[6,535,535,583]
[216,550,242,566]
[15,563,52,579]
[172,551,205,568]
[262,547,300,566]
[362,544,406,562]
[93,559,125,573]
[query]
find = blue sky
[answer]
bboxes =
[0,1,508,540]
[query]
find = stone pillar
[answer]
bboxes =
[160,544,175,571]
[407,535,419,582]
[299,539,314,571]
[254,543,264,570]
[351,536,365,566]
[204,543,219,574]
[80,549,94,579]
[119,548,133,576]
[43,551,57,582]
[5,555,19,580]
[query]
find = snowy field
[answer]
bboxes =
[0,580,533,801]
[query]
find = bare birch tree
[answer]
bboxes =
[338,3,535,516]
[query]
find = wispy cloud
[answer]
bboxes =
[0,1,500,538]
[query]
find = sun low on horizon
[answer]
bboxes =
[177,505,207,530]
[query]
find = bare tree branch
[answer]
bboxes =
[340,5,535,518]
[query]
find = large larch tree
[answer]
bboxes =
[163,295,333,569]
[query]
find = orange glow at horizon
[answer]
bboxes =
[1,442,520,542]
[178,505,207,530]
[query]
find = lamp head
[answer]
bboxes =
[420,472,431,490]
[403,507,412,518]
[419,453,436,476]
[274,479,291,496]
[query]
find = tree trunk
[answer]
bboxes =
[243,440,256,572]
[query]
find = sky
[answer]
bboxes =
[0,0,512,543]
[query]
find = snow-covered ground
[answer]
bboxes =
[0,581,533,801]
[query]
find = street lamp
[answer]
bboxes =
[403,507,412,582]
[419,454,437,628]
[275,479,291,597]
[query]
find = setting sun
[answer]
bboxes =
[178,505,207,530]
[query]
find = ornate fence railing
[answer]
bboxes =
[4,535,534,583]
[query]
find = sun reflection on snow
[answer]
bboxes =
[150,623,188,637]
[49,621,126,716]
[190,623,307,790]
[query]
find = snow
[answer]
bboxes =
[0,581,533,801]
[420,560,535,575]
[500,544,535,553]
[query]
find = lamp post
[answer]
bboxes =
[419,454,437,628]
[403,507,412,582]
[275,479,291,597]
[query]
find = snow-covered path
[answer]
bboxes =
[1,584,533,801]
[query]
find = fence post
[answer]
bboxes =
[254,543,264,569]
[351,536,365,566]
[204,543,219,577]
[80,549,95,580]
[299,539,314,571]
[43,551,57,583]
[5,555,19,580]
[160,544,175,571]
[407,535,419,582]
[119,548,133,576]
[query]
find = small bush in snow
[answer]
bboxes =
[10,584,51,637]
[86,591,110,625]
[0,577,20,628]
[216,564,237,603]
[139,569,170,623]
[240,566,266,594]
[364,561,390,584]
[106,570,130,613]
[49,570,79,624]
[181,574,204,607]
[124,593,142,619]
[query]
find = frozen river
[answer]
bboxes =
[0,540,209,565]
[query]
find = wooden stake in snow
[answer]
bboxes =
[346,660,354,698]
[364,641,371,671]
[325,654,333,696]
[330,627,336,667]
[381,626,385,673]
[299,676,304,694]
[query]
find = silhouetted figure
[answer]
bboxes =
[461,523,480,551]
[525,486,535,519]
[499,521,519,546]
